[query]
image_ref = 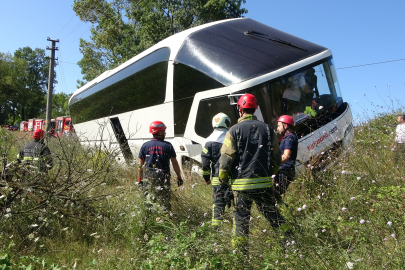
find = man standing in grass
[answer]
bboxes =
[17,129,53,173]
[201,113,232,230]
[274,115,298,199]
[393,114,405,161]
[218,94,293,253]
[138,121,183,213]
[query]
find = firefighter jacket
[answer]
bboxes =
[219,114,281,191]
[17,140,53,173]
[201,128,227,185]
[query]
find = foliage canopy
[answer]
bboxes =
[73,0,247,82]
[0,47,69,125]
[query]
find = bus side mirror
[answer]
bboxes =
[228,94,244,105]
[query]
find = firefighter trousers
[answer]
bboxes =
[232,187,291,250]
[274,168,295,197]
[212,185,227,228]
[142,170,172,213]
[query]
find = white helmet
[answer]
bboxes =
[212,113,231,129]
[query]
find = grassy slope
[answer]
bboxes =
[1,112,405,269]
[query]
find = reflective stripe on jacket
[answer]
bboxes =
[219,115,281,191]
[17,140,53,172]
[201,128,227,185]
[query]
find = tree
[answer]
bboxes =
[14,47,57,120]
[0,47,57,125]
[73,0,247,82]
[38,92,71,119]
[0,53,28,125]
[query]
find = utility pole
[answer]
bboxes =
[45,37,59,132]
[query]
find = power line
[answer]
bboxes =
[66,25,92,47]
[54,14,76,37]
[56,47,70,94]
[59,61,79,64]
[61,20,85,41]
[336,58,405,70]
[60,0,105,42]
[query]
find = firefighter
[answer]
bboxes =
[138,121,183,213]
[201,113,232,230]
[219,94,293,252]
[17,129,53,173]
[274,115,298,198]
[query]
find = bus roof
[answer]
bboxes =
[70,18,327,103]
[174,18,327,86]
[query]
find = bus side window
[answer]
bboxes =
[194,96,238,138]
[173,63,224,136]
[70,48,170,124]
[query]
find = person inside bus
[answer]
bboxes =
[301,68,318,105]
[304,97,320,117]
[281,72,315,115]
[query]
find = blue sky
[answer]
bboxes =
[1,0,404,121]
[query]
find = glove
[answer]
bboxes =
[203,175,211,185]
[137,177,143,187]
[218,171,229,184]
[177,178,184,187]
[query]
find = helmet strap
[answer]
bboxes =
[283,123,294,134]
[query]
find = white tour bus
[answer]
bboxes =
[69,18,354,175]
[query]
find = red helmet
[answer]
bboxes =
[33,129,45,139]
[149,121,167,135]
[277,115,294,126]
[236,94,258,112]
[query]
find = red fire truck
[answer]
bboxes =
[34,119,44,130]
[43,119,57,137]
[27,119,36,132]
[19,121,27,131]
[55,116,75,137]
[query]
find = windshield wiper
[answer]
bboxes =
[244,30,307,52]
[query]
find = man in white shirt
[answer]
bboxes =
[282,73,306,102]
[393,115,405,161]
[282,72,315,115]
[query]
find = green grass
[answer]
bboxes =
[1,111,405,269]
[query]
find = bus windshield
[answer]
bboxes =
[194,56,343,138]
